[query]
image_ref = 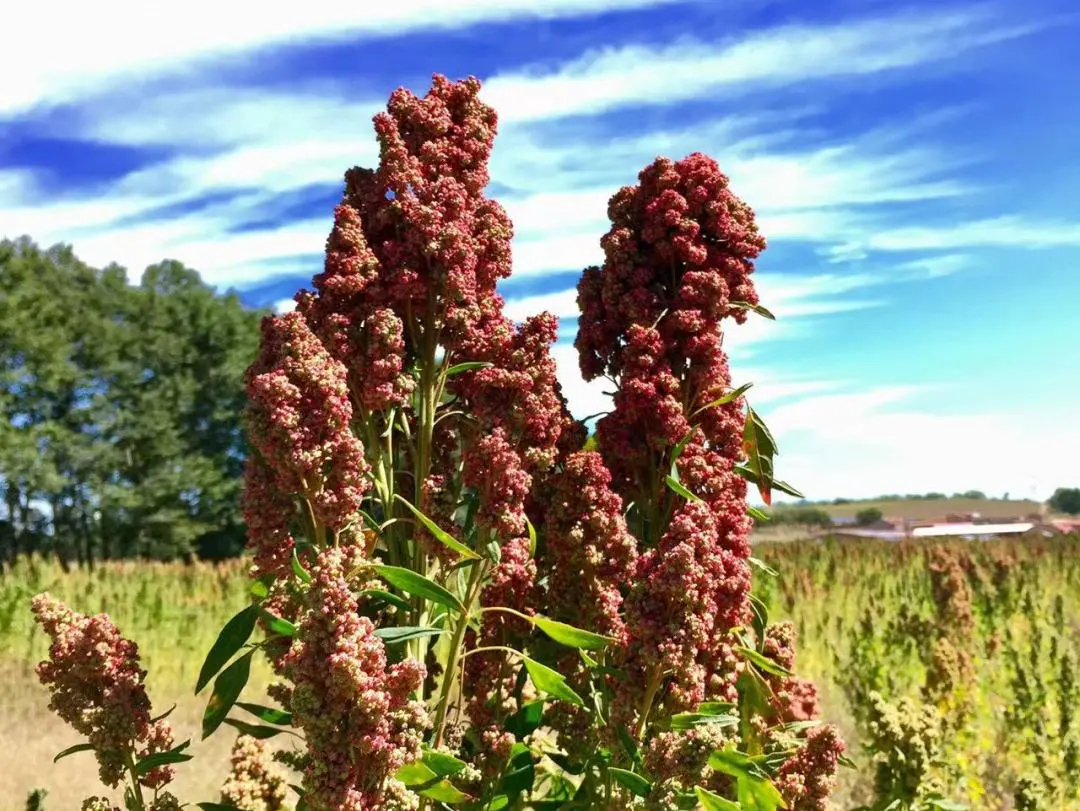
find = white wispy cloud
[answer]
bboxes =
[483,6,1041,122]
[0,0,696,115]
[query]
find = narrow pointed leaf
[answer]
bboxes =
[203,651,253,739]
[54,742,95,763]
[236,702,292,726]
[196,605,257,694]
[530,615,613,650]
[730,301,776,320]
[748,556,779,577]
[608,768,652,798]
[224,717,286,740]
[257,607,297,637]
[523,656,584,706]
[696,382,754,413]
[291,548,312,583]
[664,475,701,503]
[372,564,465,613]
[395,495,480,560]
[358,588,412,612]
[422,747,468,777]
[135,741,193,775]
[696,786,741,810]
[445,361,492,377]
[375,626,446,645]
[737,645,792,678]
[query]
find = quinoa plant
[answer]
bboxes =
[31,74,842,810]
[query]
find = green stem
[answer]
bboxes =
[123,748,146,811]
[637,665,664,740]
[431,562,488,748]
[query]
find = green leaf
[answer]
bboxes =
[617,726,642,768]
[195,605,257,694]
[608,768,652,798]
[420,780,473,804]
[358,588,412,612]
[135,741,193,776]
[747,506,770,523]
[291,548,312,583]
[150,704,177,724]
[395,494,480,560]
[196,804,240,811]
[736,775,785,811]
[371,564,465,613]
[695,382,754,413]
[202,650,253,739]
[669,711,740,730]
[695,786,741,810]
[523,656,585,706]
[709,747,784,811]
[395,761,474,804]
[737,645,792,678]
[526,515,538,557]
[223,718,285,740]
[498,742,536,796]
[730,301,776,320]
[374,626,445,645]
[257,606,297,637]
[236,702,292,726]
[748,556,779,577]
[698,701,737,714]
[664,474,702,503]
[445,361,492,377]
[838,753,858,770]
[507,700,545,739]
[249,578,271,600]
[396,761,439,786]
[422,747,468,777]
[530,615,613,651]
[53,742,95,763]
[748,594,769,648]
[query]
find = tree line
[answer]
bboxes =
[3,236,1078,569]
[0,237,264,568]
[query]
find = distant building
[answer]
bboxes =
[910,522,1035,540]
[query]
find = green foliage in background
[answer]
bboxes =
[0,237,264,566]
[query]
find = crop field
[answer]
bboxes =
[4,534,1079,809]
[810,498,1046,522]
[0,557,281,810]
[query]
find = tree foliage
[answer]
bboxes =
[1049,487,1080,516]
[0,237,263,566]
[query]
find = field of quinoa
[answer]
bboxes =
[4,533,1079,810]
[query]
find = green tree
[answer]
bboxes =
[1049,487,1080,516]
[0,237,263,565]
[856,506,885,526]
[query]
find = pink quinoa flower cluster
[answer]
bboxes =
[220,734,288,811]
[280,547,427,810]
[775,725,846,811]
[31,594,177,791]
[763,622,821,723]
[243,310,370,577]
[279,74,567,561]
[541,451,638,644]
[466,536,538,729]
[570,153,765,731]
[575,153,764,504]
[622,501,752,715]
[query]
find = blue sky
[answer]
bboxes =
[2,0,1078,501]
